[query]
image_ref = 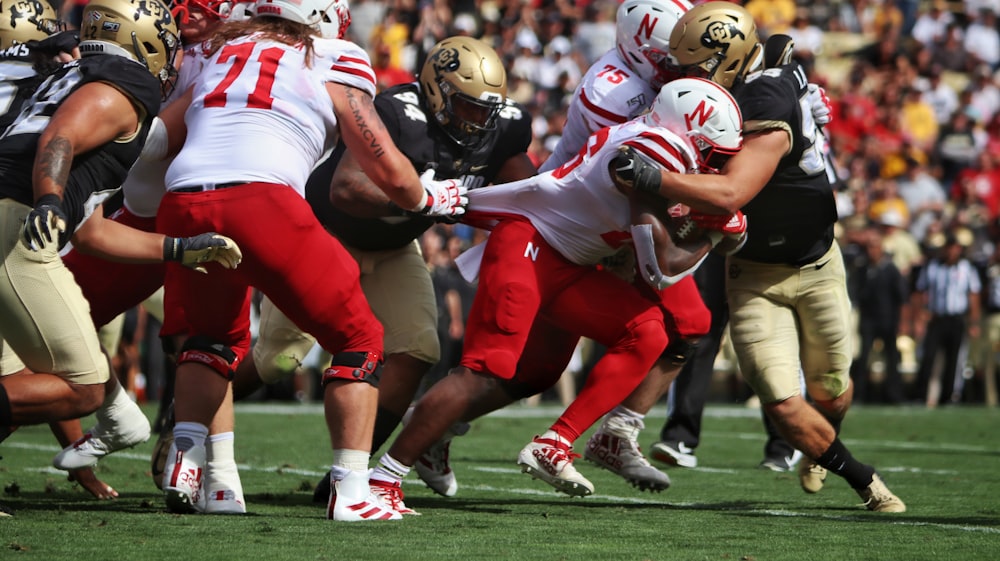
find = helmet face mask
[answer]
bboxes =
[667,1,762,90]
[420,36,507,149]
[79,0,181,99]
[253,0,351,39]
[644,77,743,174]
[615,0,692,89]
[0,0,65,49]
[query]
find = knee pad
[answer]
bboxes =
[321,351,384,388]
[661,337,699,366]
[178,335,238,380]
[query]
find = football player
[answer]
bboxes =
[0,0,119,508]
[537,0,717,493]
[614,2,906,512]
[0,0,240,513]
[55,0,255,515]
[368,77,745,506]
[230,35,536,506]
[149,0,466,521]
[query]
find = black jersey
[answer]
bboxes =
[306,82,533,251]
[0,55,161,247]
[734,63,838,266]
[0,51,47,133]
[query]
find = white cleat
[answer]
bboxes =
[53,402,151,470]
[163,443,206,514]
[328,471,401,522]
[517,434,594,497]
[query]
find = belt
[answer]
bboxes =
[172,182,247,193]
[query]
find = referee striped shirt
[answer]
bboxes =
[916,258,982,315]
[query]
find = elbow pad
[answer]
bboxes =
[631,224,707,290]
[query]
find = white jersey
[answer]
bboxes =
[166,35,376,196]
[467,119,698,266]
[539,50,656,173]
[122,45,209,217]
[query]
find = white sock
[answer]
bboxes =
[207,432,242,496]
[332,449,370,473]
[95,382,133,426]
[173,422,208,452]
[370,454,410,485]
[610,405,645,423]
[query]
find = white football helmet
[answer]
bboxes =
[254,0,350,39]
[644,77,743,173]
[615,0,693,89]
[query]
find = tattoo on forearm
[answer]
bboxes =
[344,88,385,159]
[37,136,72,191]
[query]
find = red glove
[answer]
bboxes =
[689,210,747,235]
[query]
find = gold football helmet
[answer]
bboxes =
[0,0,64,49]
[420,36,507,148]
[79,0,180,96]
[668,1,762,90]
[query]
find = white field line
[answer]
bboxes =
[7,442,996,535]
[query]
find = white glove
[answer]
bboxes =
[631,224,704,290]
[411,169,468,217]
[807,83,832,127]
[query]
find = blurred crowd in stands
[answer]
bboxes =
[68,0,1000,407]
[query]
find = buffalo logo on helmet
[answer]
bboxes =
[9,0,51,31]
[429,46,461,74]
[134,0,173,29]
[700,19,745,54]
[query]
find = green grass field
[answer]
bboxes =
[1,403,998,561]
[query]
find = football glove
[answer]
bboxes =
[689,210,747,235]
[26,31,79,59]
[164,233,243,274]
[412,169,468,217]
[807,83,832,127]
[22,194,67,251]
[612,145,662,194]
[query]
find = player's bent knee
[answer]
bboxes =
[178,335,239,380]
[321,351,384,388]
[660,337,699,366]
[629,318,670,361]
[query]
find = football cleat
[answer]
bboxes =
[649,441,698,468]
[857,474,906,513]
[53,400,151,470]
[370,480,420,516]
[402,406,469,497]
[517,434,594,497]
[415,439,458,498]
[202,462,246,514]
[328,471,401,522]
[163,443,206,514]
[585,415,670,492]
[798,459,827,494]
[759,450,803,472]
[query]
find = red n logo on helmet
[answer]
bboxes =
[636,13,658,40]
[686,100,715,129]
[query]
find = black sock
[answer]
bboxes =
[824,414,843,436]
[370,406,403,454]
[816,438,876,490]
